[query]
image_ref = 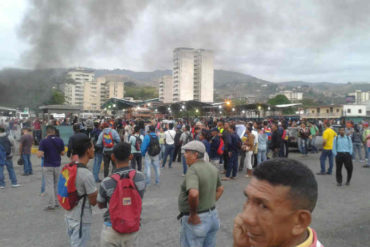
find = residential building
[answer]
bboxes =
[159,75,173,103]
[64,69,125,111]
[302,104,366,119]
[280,90,303,102]
[194,49,214,102]
[172,47,214,103]
[348,90,370,104]
[64,68,94,106]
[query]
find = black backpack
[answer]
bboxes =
[148,135,160,156]
[0,135,11,156]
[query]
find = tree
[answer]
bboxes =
[268,94,291,105]
[47,89,65,104]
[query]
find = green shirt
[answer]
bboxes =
[310,125,319,136]
[178,160,222,214]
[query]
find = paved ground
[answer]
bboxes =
[0,151,370,247]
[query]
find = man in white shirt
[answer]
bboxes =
[162,123,176,168]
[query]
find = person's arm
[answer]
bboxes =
[112,130,121,143]
[88,191,98,206]
[188,189,200,224]
[96,131,103,146]
[37,150,44,158]
[349,137,353,155]
[216,185,224,201]
[97,182,107,209]
[332,137,337,156]
[141,135,150,156]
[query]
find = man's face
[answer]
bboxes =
[240,178,297,247]
[87,143,95,159]
[339,128,345,136]
[184,150,198,166]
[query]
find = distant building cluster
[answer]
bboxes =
[159,48,214,103]
[63,68,125,112]
[348,90,370,104]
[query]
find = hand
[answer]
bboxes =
[228,151,232,158]
[188,213,201,225]
[233,213,250,247]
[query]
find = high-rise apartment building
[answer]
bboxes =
[159,75,173,103]
[194,49,214,102]
[64,68,95,106]
[64,69,125,111]
[172,48,214,103]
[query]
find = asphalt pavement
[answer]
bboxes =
[0,152,369,247]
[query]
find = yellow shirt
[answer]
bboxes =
[297,227,314,247]
[322,128,337,150]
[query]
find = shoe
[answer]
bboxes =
[11,184,22,188]
[181,174,185,177]
[221,170,226,174]
[43,206,55,211]
[55,204,60,208]
[337,183,342,186]
[345,182,350,186]
[21,173,29,176]
[221,177,231,181]
[95,179,102,183]
[360,160,365,163]
[326,172,332,175]
[362,165,370,168]
[0,186,5,189]
[231,177,236,180]
[316,172,326,175]
[244,175,251,178]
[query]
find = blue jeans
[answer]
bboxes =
[41,158,45,193]
[162,144,175,168]
[22,154,32,175]
[226,151,238,178]
[93,152,103,182]
[0,159,18,186]
[180,209,220,247]
[160,144,165,161]
[144,154,160,185]
[257,150,267,165]
[310,136,318,152]
[320,150,333,174]
[65,217,91,247]
[182,154,187,174]
[300,138,308,155]
[352,143,363,161]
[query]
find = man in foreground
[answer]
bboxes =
[98,142,146,247]
[178,140,224,247]
[233,158,323,247]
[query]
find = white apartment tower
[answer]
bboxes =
[159,75,173,103]
[172,48,214,103]
[194,49,214,102]
[64,68,95,107]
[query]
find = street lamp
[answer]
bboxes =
[148,103,151,107]
[182,105,185,110]
[242,110,245,114]
[113,104,116,107]
[195,109,199,113]
[218,105,222,109]
[232,108,235,112]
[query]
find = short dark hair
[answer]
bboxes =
[169,123,174,129]
[72,135,92,157]
[185,125,190,131]
[149,125,155,132]
[0,127,4,133]
[113,142,131,162]
[253,158,318,212]
[134,126,140,133]
[229,124,236,131]
[46,125,56,134]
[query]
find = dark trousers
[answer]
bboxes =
[173,144,182,162]
[103,151,116,177]
[279,141,289,157]
[223,152,229,171]
[226,151,238,178]
[252,153,258,168]
[131,153,142,171]
[336,152,353,184]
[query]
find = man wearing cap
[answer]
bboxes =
[178,140,224,247]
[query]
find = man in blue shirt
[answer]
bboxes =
[141,125,160,185]
[333,127,353,186]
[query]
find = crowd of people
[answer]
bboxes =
[1,114,370,246]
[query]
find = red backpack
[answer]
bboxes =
[57,162,87,210]
[109,170,142,234]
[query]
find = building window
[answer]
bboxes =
[359,109,362,114]
[326,109,329,113]
[347,109,351,113]
[317,108,320,113]
[336,109,339,113]
[330,107,333,113]
[312,110,315,113]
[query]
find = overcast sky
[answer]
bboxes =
[1,0,370,83]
